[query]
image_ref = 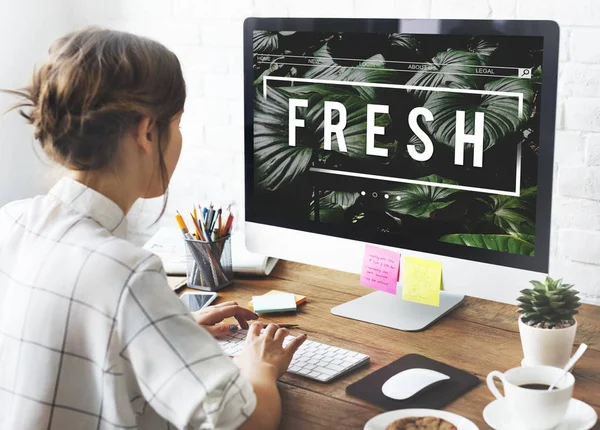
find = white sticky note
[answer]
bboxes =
[252,293,297,314]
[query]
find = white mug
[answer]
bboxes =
[486,366,574,430]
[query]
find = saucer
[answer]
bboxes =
[483,398,597,430]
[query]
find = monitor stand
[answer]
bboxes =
[331,289,465,332]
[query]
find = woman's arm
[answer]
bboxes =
[237,364,281,430]
[234,323,307,430]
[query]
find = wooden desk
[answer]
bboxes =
[170,261,600,429]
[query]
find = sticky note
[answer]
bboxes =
[360,244,401,294]
[402,256,442,307]
[252,293,297,314]
[248,290,306,311]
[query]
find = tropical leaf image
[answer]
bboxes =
[388,34,419,51]
[253,31,282,54]
[252,31,543,259]
[311,191,360,223]
[406,50,482,101]
[254,86,396,191]
[383,174,461,219]
[440,233,535,256]
[254,87,313,191]
[478,186,537,235]
[303,45,399,101]
[468,37,499,65]
[422,77,534,152]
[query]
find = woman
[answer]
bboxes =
[0,28,305,430]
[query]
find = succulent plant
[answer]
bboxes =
[517,276,581,328]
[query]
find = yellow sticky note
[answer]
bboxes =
[402,256,442,307]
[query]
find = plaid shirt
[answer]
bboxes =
[0,177,256,430]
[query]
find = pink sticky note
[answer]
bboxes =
[360,244,400,294]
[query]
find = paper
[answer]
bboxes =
[360,244,400,294]
[143,227,278,276]
[402,256,442,306]
[252,293,297,314]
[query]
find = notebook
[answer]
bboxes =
[143,227,279,276]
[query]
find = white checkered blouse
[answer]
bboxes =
[0,178,256,430]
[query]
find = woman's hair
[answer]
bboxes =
[5,27,186,214]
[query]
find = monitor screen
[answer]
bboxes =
[245,20,557,271]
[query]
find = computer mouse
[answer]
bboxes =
[382,368,450,400]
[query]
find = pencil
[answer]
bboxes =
[224,213,234,235]
[221,211,230,237]
[216,210,222,237]
[175,211,192,239]
[190,212,204,241]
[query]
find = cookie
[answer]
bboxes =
[385,416,457,430]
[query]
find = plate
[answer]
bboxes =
[364,408,479,430]
[483,398,597,430]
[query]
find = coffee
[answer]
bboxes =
[519,383,555,390]
[487,367,574,430]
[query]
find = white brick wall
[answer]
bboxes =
[69,0,600,304]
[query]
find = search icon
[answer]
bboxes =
[519,68,532,78]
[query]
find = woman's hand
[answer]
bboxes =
[192,301,258,337]
[234,322,307,381]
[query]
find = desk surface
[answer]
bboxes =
[169,261,600,430]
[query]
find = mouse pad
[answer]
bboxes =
[346,354,479,410]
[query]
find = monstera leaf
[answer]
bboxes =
[311,191,360,223]
[383,174,461,219]
[303,44,398,100]
[254,86,395,191]
[388,34,419,51]
[479,187,537,235]
[440,233,535,256]
[406,50,482,101]
[254,87,313,191]
[423,77,534,152]
[253,31,280,54]
[468,37,499,65]
[252,31,297,54]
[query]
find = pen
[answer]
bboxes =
[198,213,211,242]
[276,324,299,329]
[206,205,215,234]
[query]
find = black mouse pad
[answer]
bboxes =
[346,354,479,410]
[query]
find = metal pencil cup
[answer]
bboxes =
[184,235,233,291]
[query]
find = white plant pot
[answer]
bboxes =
[518,317,577,368]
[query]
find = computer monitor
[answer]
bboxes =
[243,18,559,331]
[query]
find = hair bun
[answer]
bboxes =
[4,27,186,171]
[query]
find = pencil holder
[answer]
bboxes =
[184,235,233,291]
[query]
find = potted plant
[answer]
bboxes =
[517,276,581,368]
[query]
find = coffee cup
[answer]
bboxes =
[486,365,574,430]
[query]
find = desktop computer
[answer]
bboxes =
[243,18,559,331]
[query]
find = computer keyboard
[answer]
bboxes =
[217,329,370,382]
